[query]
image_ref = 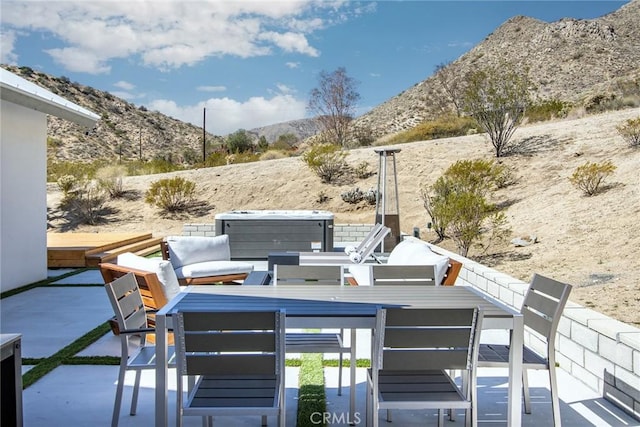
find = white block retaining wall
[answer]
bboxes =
[428,243,640,421]
[181,222,639,420]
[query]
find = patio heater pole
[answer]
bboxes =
[374,148,401,252]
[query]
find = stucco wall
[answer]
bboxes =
[1,100,48,292]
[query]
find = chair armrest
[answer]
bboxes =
[442,259,463,286]
[119,328,156,335]
[99,262,169,310]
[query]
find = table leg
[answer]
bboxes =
[507,314,524,427]
[155,313,168,427]
[350,328,357,425]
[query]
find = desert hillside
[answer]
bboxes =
[47,108,640,325]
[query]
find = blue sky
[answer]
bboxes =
[1,1,629,135]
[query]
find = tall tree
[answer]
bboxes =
[463,61,532,157]
[308,67,360,147]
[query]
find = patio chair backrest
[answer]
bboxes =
[522,273,572,343]
[375,307,483,371]
[174,310,285,377]
[274,265,344,286]
[104,272,148,333]
[356,225,391,262]
[371,265,437,286]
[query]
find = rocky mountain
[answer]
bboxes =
[1,64,225,163]
[248,118,323,144]
[3,0,639,161]
[355,0,640,138]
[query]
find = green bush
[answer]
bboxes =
[421,159,510,255]
[388,115,477,144]
[526,99,571,123]
[616,117,640,147]
[301,143,347,183]
[145,177,196,211]
[569,160,616,196]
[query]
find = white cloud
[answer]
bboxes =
[0,0,353,74]
[0,29,18,64]
[286,61,300,69]
[148,93,307,136]
[114,81,135,91]
[197,85,227,93]
[111,91,135,100]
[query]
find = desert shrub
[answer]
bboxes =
[145,177,196,211]
[226,151,260,164]
[354,161,373,179]
[420,159,510,255]
[59,179,107,225]
[341,188,363,204]
[316,190,329,204]
[340,187,377,205]
[526,99,571,123]
[260,150,289,161]
[47,159,105,182]
[493,163,517,188]
[301,143,347,183]
[96,165,127,198]
[616,117,640,147]
[126,158,183,176]
[202,152,227,168]
[569,160,616,196]
[57,175,77,197]
[388,115,477,144]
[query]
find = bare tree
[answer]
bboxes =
[308,67,360,147]
[463,61,532,157]
[433,61,465,117]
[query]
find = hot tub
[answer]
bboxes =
[215,210,334,259]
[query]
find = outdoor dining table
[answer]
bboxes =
[154,284,523,427]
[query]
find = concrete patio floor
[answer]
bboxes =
[1,268,638,426]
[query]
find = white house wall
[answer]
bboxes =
[1,99,48,292]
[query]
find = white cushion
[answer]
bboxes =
[348,264,372,286]
[350,238,450,286]
[388,238,449,285]
[174,261,254,280]
[117,252,181,300]
[166,235,231,269]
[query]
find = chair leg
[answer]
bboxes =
[111,363,127,427]
[129,369,142,415]
[523,368,532,414]
[549,367,562,427]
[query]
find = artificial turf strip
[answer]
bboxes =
[22,322,111,389]
[0,267,92,298]
[297,353,327,427]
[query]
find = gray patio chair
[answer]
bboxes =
[273,264,351,396]
[370,264,437,286]
[174,309,286,427]
[367,306,484,427]
[104,272,176,427]
[478,273,572,426]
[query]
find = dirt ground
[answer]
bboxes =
[47,108,640,326]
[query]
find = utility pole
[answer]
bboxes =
[202,107,206,162]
